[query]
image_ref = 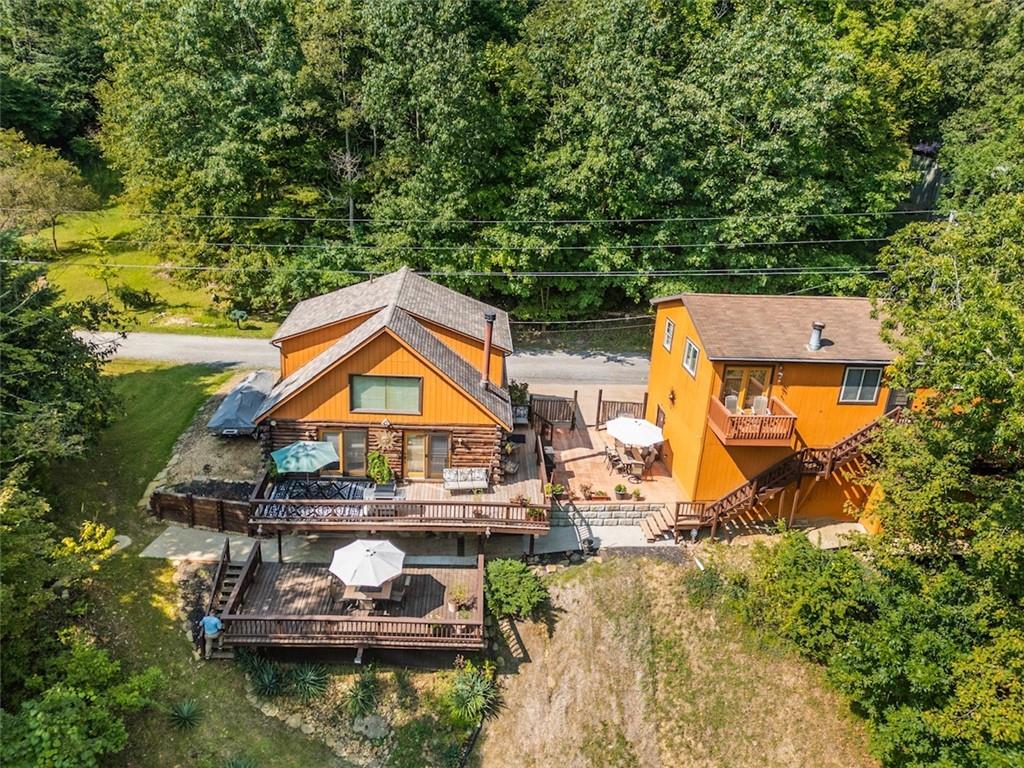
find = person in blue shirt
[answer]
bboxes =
[201,614,224,659]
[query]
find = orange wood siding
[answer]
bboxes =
[648,302,890,520]
[644,300,714,501]
[694,360,890,502]
[278,313,376,378]
[268,331,499,426]
[417,318,505,386]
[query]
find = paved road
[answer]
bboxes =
[80,331,650,385]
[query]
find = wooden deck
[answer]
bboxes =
[219,544,485,650]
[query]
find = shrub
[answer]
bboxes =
[345,665,378,719]
[234,647,265,676]
[446,659,500,726]
[288,663,328,702]
[508,379,529,406]
[680,564,723,608]
[367,451,393,485]
[251,661,286,698]
[484,559,548,619]
[169,698,201,730]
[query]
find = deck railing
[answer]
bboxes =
[707,396,797,445]
[249,497,549,533]
[220,553,486,650]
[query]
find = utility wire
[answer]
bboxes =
[509,314,654,324]
[3,258,885,279]
[0,206,937,226]
[50,234,891,253]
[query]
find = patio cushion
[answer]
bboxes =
[442,467,489,491]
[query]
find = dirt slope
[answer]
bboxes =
[475,557,876,768]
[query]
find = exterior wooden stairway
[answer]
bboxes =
[641,409,901,542]
[202,539,241,659]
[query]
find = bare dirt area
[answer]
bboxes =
[142,371,265,504]
[475,558,876,768]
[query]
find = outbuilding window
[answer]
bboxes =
[682,339,699,377]
[840,367,883,404]
[663,318,675,351]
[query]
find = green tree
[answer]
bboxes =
[1,631,162,768]
[0,239,119,470]
[0,130,99,250]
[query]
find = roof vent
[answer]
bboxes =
[807,321,826,352]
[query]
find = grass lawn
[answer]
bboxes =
[49,360,336,768]
[34,207,278,338]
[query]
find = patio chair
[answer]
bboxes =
[752,395,769,415]
[642,450,657,479]
[724,394,740,414]
[604,445,621,472]
[389,574,412,606]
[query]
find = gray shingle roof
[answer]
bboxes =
[272,267,513,350]
[651,293,893,364]
[257,305,512,427]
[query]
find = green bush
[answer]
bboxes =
[484,559,548,619]
[168,698,201,730]
[345,665,378,719]
[367,451,393,485]
[251,661,286,698]
[446,659,499,727]
[680,564,723,608]
[234,647,265,676]
[288,663,328,702]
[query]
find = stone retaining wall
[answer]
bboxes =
[551,502,665,527]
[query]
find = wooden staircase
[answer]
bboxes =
[203,539,242,660]
[641,409,900,542]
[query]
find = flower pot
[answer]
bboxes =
[615,490,629,500]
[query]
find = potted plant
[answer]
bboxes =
[579,482,593,500]
[510,493,530,506]
[447,583,470,613]
[590,489,610,500]
[544,482,565,499]
[614,484,628,500]
[526,507,546,522]
[367,451,393,485]
[631,488,643,501]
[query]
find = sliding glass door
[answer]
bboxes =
[404,431,450,479]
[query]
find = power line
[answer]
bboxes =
[0,206,937,226]
[510,314,654,324]
[4,258,885,279]
[80,234,891,253]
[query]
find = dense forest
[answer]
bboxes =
[3,0,1021,316]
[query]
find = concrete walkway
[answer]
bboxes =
[140,521,655,563]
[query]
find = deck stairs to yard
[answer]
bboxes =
[202,539,241,660]
[641,409,901,542]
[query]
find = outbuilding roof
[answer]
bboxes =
[651,293,894,364]
[272,267,513,351]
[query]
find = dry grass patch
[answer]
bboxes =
[476,558,875,768]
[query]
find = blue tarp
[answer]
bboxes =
[206,370,275,436]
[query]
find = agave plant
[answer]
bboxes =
[448,665,499,724]
[251,661,286,698]
[289,663,328,702]
[234,647,266,676]
[169,698,202,730]
[345,665,378,718]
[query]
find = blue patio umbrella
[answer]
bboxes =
[271,440,339,474]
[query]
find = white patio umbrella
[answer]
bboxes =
[606,417,664,448]
[328,539,405,588]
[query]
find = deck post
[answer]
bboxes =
[709,511,719,540]
[529,533,536,555]
[595,389,603,426]
[789,484,801,528]
[457,536,465,557]
[217,499,225,532]
[186,493,195,528]
[642,391,648,417]
[276,530,283,563]
[776,488,787,524]
[571,390,578,431]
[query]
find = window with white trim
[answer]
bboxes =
[840,367,883,403]
[682,338,699,377]
[662,318,675,351]
[350,375,422,413]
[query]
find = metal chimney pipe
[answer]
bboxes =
[481,312,496,385]
[807,321,826,351]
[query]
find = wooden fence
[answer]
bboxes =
[150,490,250,534]
[530,393,577,430]
[596,390,647,426]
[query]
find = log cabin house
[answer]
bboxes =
[640,293,905,541]
[248,267,550,538]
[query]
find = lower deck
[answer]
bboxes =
[219,545,485,651]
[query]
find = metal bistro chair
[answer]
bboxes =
[389,574,412,607]
[604,445,621,473]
